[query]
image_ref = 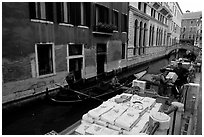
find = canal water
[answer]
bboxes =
[2,57,170,135]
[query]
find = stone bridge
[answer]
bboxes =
[165,44,201,56]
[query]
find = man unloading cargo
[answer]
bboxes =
[173,62,189,86]
[158,68,169,96]
[173,62,189,99]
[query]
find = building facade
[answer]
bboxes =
[127,2,181,59]
[2,2,129,95]
[180,11,202,47]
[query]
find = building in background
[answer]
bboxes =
[127,2,182,59]
[2,2,129,95]
[180,11,202,47]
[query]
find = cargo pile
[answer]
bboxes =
[74,93,170,135]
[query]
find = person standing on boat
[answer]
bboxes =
[111,75,120,88]
[65,71,76,89]
[158,68,169,96]
[173,62,189,87]
[173,62,189,99]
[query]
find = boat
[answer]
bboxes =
[46,68,149,105]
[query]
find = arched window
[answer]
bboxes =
[139,21,143,55]
[134,20,138,55]
[161,29,163,45]
[149,25,152,46]
[152,26,154,46]
[143,23,147,54]
[163,30,166,45]
[156,28,159,46]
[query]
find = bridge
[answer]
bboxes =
[165,44,201,56]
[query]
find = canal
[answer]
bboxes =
[2,57,170,135]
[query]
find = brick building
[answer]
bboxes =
[2,2,128,96]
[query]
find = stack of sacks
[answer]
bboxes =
[115,107,141,131]
[132,79,146,90]
[166,72,178,83]
[114,93,132,104]
[100,104,128,125]
[75,121,92,135]
[122,112,149,135]
[142,97,157,110]
[87,101,115,120]
[82,113,95,124]
[85,123,120,135]
[130,94,144,102]
[123,103,162,135]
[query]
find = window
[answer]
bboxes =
[138,2,141,10]
[36,44,55,76]
[143,3,147,13]
[189,35,191,39]
[29,2,53,21]
[121,14,128,32]
[56,2,74,24]
[112,10,118,30]
[67,44,83,80]
[79,2,90,26]
[191,20,193,24]
[69,44,83,56]
[95,4,109,25]
[183,34,185,39]
[57,2,90,26]
[151,8,156,18]
[122,43,126,59]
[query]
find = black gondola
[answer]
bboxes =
[46,68,149,105]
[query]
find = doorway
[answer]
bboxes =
[96,44,106,75]
[69,58,83,81]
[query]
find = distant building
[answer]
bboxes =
[180,11,202,47]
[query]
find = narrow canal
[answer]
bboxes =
[2,57,170,135]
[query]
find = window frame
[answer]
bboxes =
[67,43,85,78]
[29,2,54,24]
[121,13,128,32]
[35,43,56,78]
[112,9,119,31]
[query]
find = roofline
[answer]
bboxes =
[176,2,183,14]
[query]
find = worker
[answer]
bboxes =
[111,75,120,88]
[65,71,76,89]
[173,62,189,87]
[173,62,189,99]
[158,68,169,96]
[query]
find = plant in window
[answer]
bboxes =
[96,22,117,33]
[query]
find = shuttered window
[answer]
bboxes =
[29,2,53,22]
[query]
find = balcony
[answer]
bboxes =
[152,2,161,9]
[92,22,117,36]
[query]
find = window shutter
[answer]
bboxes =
[45,2,53,22]
[85,2,91,27]
[29,2,36,19]
[70,2,76,25]
[75,2,81,26]
[56,2,63,23]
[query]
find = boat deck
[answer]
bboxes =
[57,71,201,135]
